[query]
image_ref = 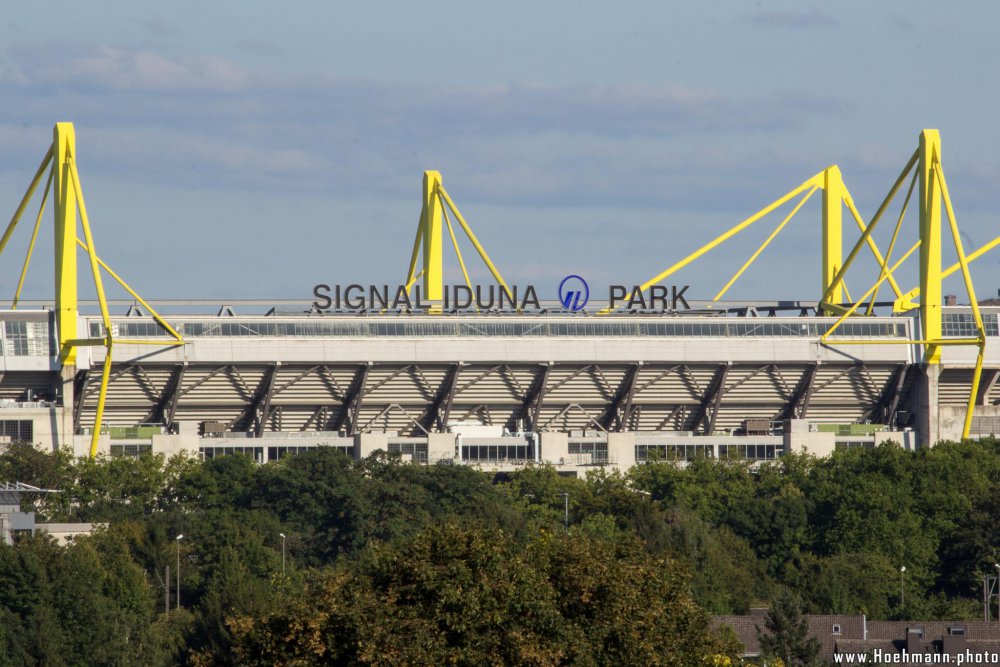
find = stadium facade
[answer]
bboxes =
[1,124,999,475]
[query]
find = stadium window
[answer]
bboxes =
[4,321,28,356]
[97,314,912,342]
[111,443,152,457]
[0,420,33,442]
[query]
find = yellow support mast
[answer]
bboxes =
[919,130,943,364]
[54,123,80,364]
[821,166,844,313]
[421,171,444,303]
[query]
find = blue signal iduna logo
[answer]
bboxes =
[559,275,589,311]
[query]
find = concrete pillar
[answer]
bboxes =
[73,434,109,458]
[784,420,843,456]
[427,432,457,464]
[915,364,940,447]
[539,431,569,466]
[355,432,389,459]
[608,432,636,470]
[58,365,76,449]
[151,433,200,458]
[875,431,907,448]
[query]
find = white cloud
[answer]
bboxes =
[5,45,252,92]
[740,9,838,30]
[0,43,899,218]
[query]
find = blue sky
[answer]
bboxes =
[1,1,998,304]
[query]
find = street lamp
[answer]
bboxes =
[994,564,1000,622]
[279,533,286,576]
[900,566,906,609]
[564,492,569,530]
[176,535,184,609]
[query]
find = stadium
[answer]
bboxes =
[1,124,998,475]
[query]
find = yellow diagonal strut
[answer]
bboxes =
[12,168,53,310]
[714,185,819,302]
[638,173,825,293]
[934,162,986,439]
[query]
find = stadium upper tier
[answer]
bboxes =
[73,312,914,434]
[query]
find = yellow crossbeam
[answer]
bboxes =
[405,173,511,308]
[89,339,113,458]
[1,124,188,456]
[441,198,476,310]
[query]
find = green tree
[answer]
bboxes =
[0,442,76,520]
[805,444,936,589]
[536,528,729,666]
[225,523,570,666]
[70,452,171,522]
[225,523,736,666]
[939,484,1000,596]
[757,591,821,667]
[664,506,771,614]
[794,552,897,618]
[0,530,159,666]
[628,457,757,527]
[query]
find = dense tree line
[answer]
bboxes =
[1,438,999,665]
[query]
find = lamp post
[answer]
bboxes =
[564,492,569,530]
[994,564,1000,622]
[176,534,184,609]
[900,566,906,609]
[279,533,286,576]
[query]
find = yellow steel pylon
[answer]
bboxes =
[2,123,183,457]
[633,129,999,440]
[405,171,510,309]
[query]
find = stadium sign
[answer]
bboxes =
[312,283,542,311]
[311,280,691,312]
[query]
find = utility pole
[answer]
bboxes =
[900,566,906,609]
[985,575,990,622]
[984,572,1000,622]
[176,535,184,609]
[995,565,1000,622]
[165,564,170,617]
